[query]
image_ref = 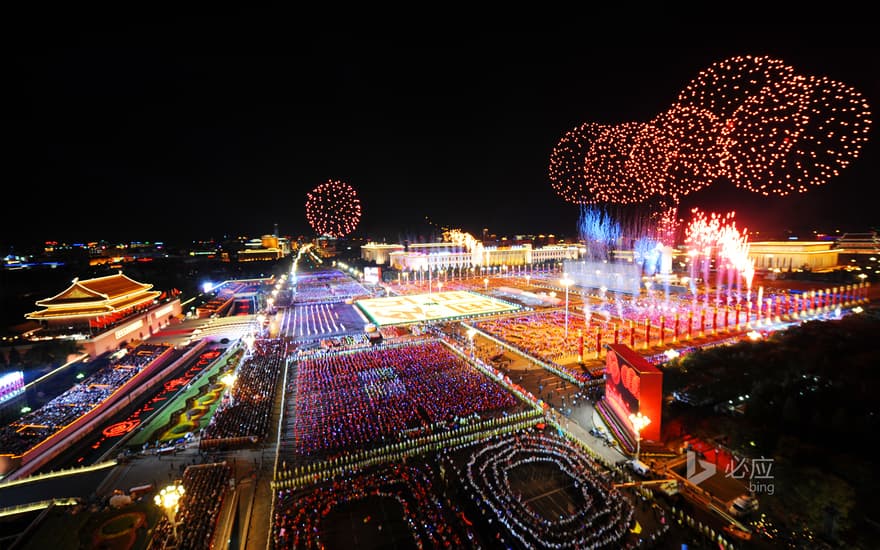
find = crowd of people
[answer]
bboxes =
[476,312,592,381]
[117,343,170,368]
[316,333,370,351]
[580,284,831,345]
[289,341,521,460]
[476,288,808,372]
[147,462,232,550]
[442,430,634,549]
[0,343,171,457]
[275,409,541,491]
[584,296,716,343]
[293,271,369,304]
[199,339,287,450]
[378,326,410,339]
[473,301,738,377]
[273,462,476,549]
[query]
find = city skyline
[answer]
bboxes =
[3,21,879,247]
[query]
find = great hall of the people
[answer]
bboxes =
[360,232,879,274]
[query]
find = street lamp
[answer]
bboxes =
[221,372,237,404]
[154,483,186,542]
[561,274,573,338]
[437,282,443,294]
[483,278,489,292]
[628,412,651,466]
[466,327,476,357]
[243,332,255,352]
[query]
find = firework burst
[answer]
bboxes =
[305,179,362,238]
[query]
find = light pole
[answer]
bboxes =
[221,372,237,405]
[561,274,573,338]
[467,327,476,357]
[628,412,651,465]
[243,332,255,354]
[437,282,443,294]
[154,483,186,543]
[483,278,489,292]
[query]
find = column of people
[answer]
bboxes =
[199,339,287,450]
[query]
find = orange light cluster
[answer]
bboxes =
[548,122,607,206]
[549,55,872,205]
[305,179,362,238]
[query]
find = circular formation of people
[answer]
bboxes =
[273,462,476,549]
[449,431,634,549]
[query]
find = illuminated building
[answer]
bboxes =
[360,243,405,265]
[234,234,290,262]
[376,243,580,272]
[238,248,283,262]
[748,241,840,272]
[24,272,181,358]
[835,232,880,255]
[259,234,291,256]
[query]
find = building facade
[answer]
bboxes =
[748,241,840,272]
[380,243,581,272]
[360,243,405,265]
[25,272,181,357]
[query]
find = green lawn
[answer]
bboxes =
[127,347,244,447]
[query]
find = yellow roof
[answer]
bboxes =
[27,272,159,321]
[35,273,152,307]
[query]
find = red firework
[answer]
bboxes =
[548,122,607,204]
[548,54,871,205]
[305,179,362,238]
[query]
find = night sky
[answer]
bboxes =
[3,18,879,248]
